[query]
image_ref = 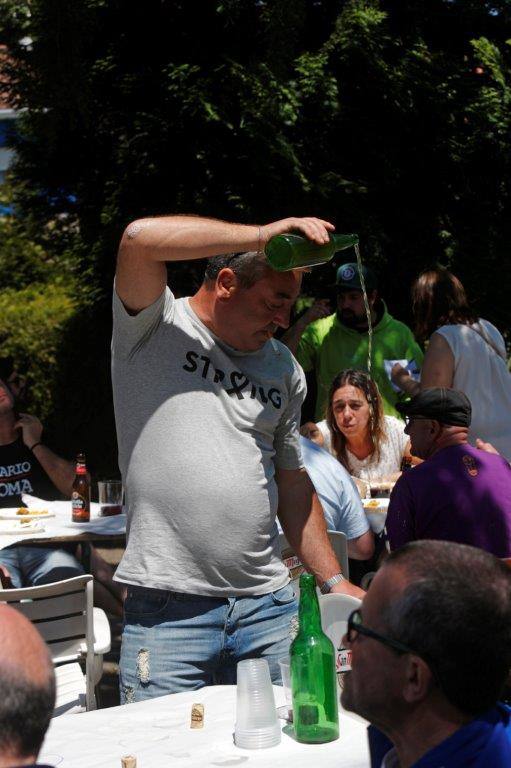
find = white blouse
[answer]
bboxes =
[436,321,511,461]
[316,416,408,483]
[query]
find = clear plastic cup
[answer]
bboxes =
[278,657,292,707]
[235,658,281,749]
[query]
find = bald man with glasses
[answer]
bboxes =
[340,540,511,767]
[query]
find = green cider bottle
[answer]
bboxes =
[264,232,358,272]
[290,573,339,743]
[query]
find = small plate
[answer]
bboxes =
[0,509,54,520]
[364,500,389,534]
[363,498,390,511]
[0,520,45,535]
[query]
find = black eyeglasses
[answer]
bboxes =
[345,609,416,655]
[344,610,443,691]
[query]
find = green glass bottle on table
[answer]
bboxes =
[290,572,339,743]
[264,232,358,272]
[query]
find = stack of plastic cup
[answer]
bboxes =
[234,659,282,749]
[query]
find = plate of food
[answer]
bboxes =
[0,520,46,535]
[0,507,54,521]
[363,498,389,534]
[363,497,389,510]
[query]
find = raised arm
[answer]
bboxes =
[15,414,76,497]
[116,215,335,314]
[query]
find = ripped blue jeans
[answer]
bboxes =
[119,583,297,703]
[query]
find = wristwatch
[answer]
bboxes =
[320,573,345,594]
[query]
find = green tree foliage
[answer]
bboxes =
[1,0,510,468]
[0,216,53,289]
[0,207,79,435]
[0,281,77,416]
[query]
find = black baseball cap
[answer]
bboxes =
[335,262,377,293]
[396,388,472,427]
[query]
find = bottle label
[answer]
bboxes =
[336,647,352,690]
[282,549,305,581]
[72,492,86,511]
[336,647,352,673]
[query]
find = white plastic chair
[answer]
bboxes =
[0,574,111,715]
[279,530,350,597]
[319,592,361,695]
[319,592,361,647]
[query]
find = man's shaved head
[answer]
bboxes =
[0,604,55,764]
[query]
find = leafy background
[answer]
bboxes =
[0,0,510,474]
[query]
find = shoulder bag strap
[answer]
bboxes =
[468,322,508,363]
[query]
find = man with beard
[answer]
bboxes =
[282,263,423,421]
[340,540,511,767]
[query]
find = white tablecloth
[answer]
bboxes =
[41,685,370,768]
[0,495,126,550]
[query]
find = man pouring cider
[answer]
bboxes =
[112,214,363,702]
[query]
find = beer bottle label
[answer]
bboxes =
[336,646,352,690]
[336,647,352,673]
[72,492,86,510]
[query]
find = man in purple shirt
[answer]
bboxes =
[386,387,511,556]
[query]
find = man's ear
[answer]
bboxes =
[402,655,434,704]
[431,420,442,437]
[216,268,238,300]
[369,289,378,306]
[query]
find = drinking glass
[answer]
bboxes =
[278,657,292,707]
[98,480,123,516]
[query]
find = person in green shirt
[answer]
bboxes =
[282,263,423,421]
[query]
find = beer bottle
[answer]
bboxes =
[72,452,90,522]
[290,573,339,743]
[264,232,358,272]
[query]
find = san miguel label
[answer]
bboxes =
[336,647,352,673]
[282,548,305,581]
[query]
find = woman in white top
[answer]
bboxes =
[393,267,511,460]
[302,369,410,486]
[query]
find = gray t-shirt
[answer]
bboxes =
[112,286,306,596]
